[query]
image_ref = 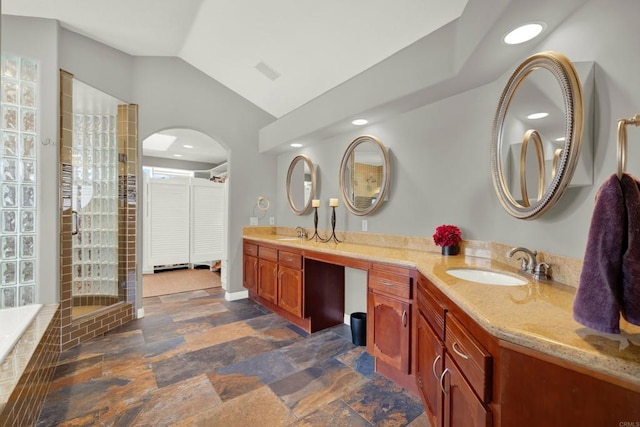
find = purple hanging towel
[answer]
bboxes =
[574,174,624,334]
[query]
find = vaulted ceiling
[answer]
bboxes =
[2,0,469,118]
[3,0,590,159]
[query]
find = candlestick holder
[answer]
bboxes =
[322,206,341,243]
[308,206,324,241]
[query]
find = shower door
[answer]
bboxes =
[71,113,120,316]
[59,70,138,349]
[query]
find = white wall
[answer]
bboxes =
[1,16,59,305]
[130,57,277,302]
[276,0,640,263]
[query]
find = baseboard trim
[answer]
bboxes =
[344,313,350,325]
[225,290,248,301]
[137,308,145,318]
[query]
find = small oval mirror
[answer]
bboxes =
[339,135,390,216]
[491,51,583,220]
[286,154,316,215]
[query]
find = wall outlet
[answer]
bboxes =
[269,216,275,225]
[249,216,258,225]
[362,219,368,231]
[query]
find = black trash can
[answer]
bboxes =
[350,312,367,346]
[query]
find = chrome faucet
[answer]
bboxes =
[295,226,308,238]
[507,247,550,280]
[507,247,538,273]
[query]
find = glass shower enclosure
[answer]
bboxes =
[70,80,123,318]
[1,54,38,309]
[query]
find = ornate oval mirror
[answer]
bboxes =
[491,51,583,220]
[339,135,390,216]
[286,154,316,215]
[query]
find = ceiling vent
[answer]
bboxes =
[255,61,281,81]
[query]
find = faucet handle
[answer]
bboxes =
[295,226,307,238]
[515,256,528,271]
[533,262,550,281]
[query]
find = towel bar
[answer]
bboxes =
[617,114,640,178]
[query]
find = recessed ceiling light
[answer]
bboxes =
[503,23,545,45]
[352,119,368,126]
[527,112,549,120]
[555,137,566,142]
[290,143,303,148]
[183,144,193,149]
[173,154,182,158]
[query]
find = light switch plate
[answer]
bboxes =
[250,217,258,225]
[269,217,275,225]
[362,219,368,231]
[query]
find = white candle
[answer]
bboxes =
[312,199,320,208]
[329,198,339,207]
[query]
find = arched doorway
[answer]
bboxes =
[140,128,229,301]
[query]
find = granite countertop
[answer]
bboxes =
[243,231,640,387]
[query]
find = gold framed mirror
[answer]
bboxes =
[491,51,583,220]
[286,154,316,215]
[339,135,390,216]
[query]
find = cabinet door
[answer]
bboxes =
[443,354,492,427]
[416,312,444,427]
[243,254,258,293]
[258,259,278,304]
[278,265,303,318]
[368,291,411,373]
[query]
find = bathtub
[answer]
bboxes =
[0,304,43,365]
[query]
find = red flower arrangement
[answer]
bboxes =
[433,224,462,247]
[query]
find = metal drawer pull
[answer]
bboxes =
[439,368,450,394]
[402,310,407,327]
[452,342,469,360]
[432,355,441,381]
[381,280,394,286]
[284,257,293,262]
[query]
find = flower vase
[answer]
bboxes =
[441,245,459,256]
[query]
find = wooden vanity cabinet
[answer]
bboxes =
[499,343,640,426]
[242,242,258,293]
[243,242,304,319]
[416,273,493,427]
[257,246,278,304]
[277,250,303,318]
[416,310,444,427]
[367,263,417,393]
[443,352,492,427]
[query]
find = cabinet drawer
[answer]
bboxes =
[445,314,492,403]
[417,284,446,341]
[244,242,258,257]
[279,250,302,269]
[369,269,412,300]
[258,246,278,262]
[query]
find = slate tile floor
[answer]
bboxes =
[37,288,428,426]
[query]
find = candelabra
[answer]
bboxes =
[322,204,341,243]
[307,204,324,241]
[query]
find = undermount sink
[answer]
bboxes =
[446,268,527,286]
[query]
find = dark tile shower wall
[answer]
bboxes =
[117,104,139,305]
[59,71,138,352]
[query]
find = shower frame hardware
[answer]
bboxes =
[617,114,640,179]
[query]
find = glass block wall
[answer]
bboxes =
[0,54,38,308]
[71,114,118,297]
